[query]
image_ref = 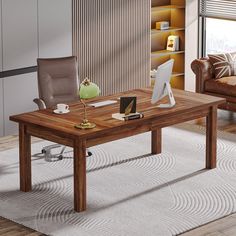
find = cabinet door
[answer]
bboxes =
[38,0,72,58]
[0,0,2,72]
[2,0,38,70]
[0,79,3,137]
[3,73,38,135]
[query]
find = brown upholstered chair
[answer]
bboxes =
[34,56,79,109]
[34,56,91,161]
[191,58,236,111]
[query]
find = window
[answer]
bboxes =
[205,18,236,55]
[199,0,236,56]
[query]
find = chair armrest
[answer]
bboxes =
[33,98,46,110]
[191,58,214,93]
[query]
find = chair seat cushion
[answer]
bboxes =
[205,76,236,97]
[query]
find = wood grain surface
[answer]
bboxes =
[9,88,226,212]
[10,88,225,141]
[2,109,236,236]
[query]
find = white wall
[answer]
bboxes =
[185,0,199,92]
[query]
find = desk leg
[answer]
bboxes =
[152,129,162,154]
[206,106,217,169]
[74,139,86,212]
[19,124,31,192]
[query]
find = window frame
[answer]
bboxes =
[199,0,236,57]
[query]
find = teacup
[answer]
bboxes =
[56,104,69,113]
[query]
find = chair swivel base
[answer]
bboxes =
[42,144,65,162]
[42,145,93,161]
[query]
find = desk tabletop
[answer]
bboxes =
[10,88,225,139]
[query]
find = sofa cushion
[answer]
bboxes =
[205,76,236,97]
[208,52,236,79]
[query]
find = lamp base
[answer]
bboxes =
[75,121,96,129]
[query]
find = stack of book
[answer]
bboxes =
[112,112,144,121]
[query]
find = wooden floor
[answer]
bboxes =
[0,110,236,236]
[0,217,44,236]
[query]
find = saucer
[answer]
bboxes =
[53,109,70,114]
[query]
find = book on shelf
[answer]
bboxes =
[112,112,144,121]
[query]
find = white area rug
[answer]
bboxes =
[0,125,236,236]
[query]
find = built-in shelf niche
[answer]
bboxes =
[151,0,185,90]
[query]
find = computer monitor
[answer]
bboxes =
[151,59,176,108]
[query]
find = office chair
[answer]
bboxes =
[34,56,92,161]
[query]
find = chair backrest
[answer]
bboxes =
[37,56,79,108]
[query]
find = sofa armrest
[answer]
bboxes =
[191,58,214,93]
[33,98,46,110]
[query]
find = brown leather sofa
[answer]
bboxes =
[191,58,236,111]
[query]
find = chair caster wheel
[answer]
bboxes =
[88,151,92,156]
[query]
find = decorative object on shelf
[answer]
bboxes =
[120,97,137,115]
[156,21,169,30]
[166,35,179,51]
[75,78,100,129]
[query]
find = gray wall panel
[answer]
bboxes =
[3,72,38,135]
[0,0,2,72]
[2,0,38,70]
[38,0,72,58]
[72,0,150,95]
[0,79,3,136]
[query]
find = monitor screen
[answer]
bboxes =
[151,59,174,104]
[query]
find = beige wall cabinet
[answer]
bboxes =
[38,0,72,58]
[2,0,38,70]
[0,1,2,72]
[0,0,73,137]
[0,80,3,137]
[3,73,38,136]
[1,0,72,70]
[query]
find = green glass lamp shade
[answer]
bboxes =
[75,78,100,129]
[79,79,100,99]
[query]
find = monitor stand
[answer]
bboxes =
[158,82,176,108]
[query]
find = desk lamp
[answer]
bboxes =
[75,78,100,129]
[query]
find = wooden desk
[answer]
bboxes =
[10,88,225,212]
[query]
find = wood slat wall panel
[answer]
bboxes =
[72,0,150,95]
